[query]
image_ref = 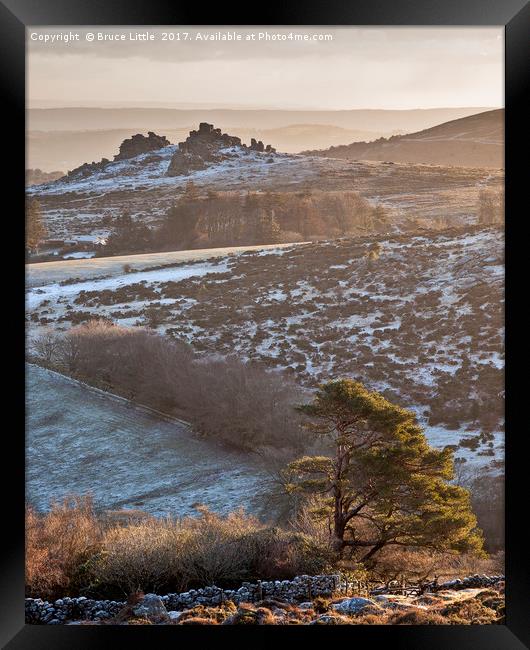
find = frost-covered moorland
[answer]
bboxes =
[27,224,504,474]
[26,146,314,242]
[25,117,506,626]
[26,140,503,245]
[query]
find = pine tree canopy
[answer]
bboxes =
[287,379,485,562]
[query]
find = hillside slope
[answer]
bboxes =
[26,363,272,515]
[27,227,504,473]
[306,110,504,168]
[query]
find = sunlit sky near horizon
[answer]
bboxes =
[27,26,504,110]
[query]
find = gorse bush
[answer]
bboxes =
[26,496,103,599]
[26,500,333,600]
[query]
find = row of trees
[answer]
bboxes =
[156,184,390,250]
[32,321,306,452]
[103,185,390,255]
[28,185,503,258]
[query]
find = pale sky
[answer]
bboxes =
[27,26,504,110]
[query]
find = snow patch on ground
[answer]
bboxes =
[26,261,229,311]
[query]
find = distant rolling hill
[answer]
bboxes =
[305,109,504,168]
[242,124,384,154]
[27,106,494,132]
[27,106,496,171]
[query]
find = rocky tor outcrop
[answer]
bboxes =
[66,158,111,179]
[114,131,171,161]
[66,131,171,180]
[167,122,276,177]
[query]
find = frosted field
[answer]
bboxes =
[25,360,502,522]
[26,363,273,516]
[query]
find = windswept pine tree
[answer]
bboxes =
[286,379,484,564]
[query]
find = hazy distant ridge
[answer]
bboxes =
[27,106,497,172]
[305,109,504,168]
[28,107,495,132]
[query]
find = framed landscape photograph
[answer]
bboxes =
[2,0,528,647]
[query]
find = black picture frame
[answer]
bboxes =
[3,0,528,647]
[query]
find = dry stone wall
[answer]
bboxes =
[25,573,505,624]
[25,574,340,624]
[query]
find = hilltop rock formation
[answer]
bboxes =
[167,122,276,176]
[250,137,275,153]
[66,158,111,179]
[61,124,278,182]
[114,131,171,161]
[65,131,171,179]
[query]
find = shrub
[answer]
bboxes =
[313,597,331,613]
[441,597,500,624]
[180,617,219,625]
[127,618,154,625]
[32,331,61,362]
[223,604,276,625]
[176,507,263,586]
[353,612,390,624]
[239,527,333,581]
[89,507,329,595]
[25,496,103,599]
[27,502,337,600]
[177,602,236,624]
[89,518,191,595]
